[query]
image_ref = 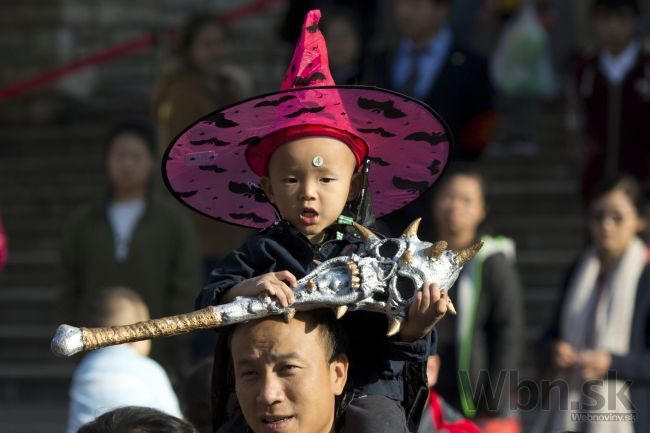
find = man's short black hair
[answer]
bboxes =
[77,406,196,433]
[299,308,349,362]
[593,0,640,15]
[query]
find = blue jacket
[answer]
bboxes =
[197,219,432,400]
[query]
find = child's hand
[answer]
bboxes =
[399,282,448,342]
[221,271,297,307]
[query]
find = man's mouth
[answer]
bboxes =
[300,207,319,224]
[260,415,295,430]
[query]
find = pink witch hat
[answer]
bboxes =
[162,10,452,229]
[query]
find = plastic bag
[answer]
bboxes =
[491,2,556,97]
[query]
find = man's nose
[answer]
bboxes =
[257,374,284,405]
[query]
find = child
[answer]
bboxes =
[163,10,453,432]
[66,287,182,433]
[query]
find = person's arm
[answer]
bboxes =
[604,269,650,382]
[484,253,523,415]
[195,237,296,309]
[486,254,522,372]
[167,212,202,315]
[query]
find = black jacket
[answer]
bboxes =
[197,220,431,400]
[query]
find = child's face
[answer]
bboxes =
[433,174,486,236]
[261,137,358,243]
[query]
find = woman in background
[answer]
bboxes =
[540,176,649,433]
[431,168,523,433]
[58,121,201,379]
[152,13,254,283]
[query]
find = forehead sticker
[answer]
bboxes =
[312,155,324,167]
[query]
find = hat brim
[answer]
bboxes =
[162,85,453,229]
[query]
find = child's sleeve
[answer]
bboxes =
[383,330,433,363]
[195,242,258,309]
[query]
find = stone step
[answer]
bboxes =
[0,401,69,433]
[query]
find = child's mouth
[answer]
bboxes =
[300,207,319,224]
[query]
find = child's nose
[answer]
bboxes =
[299,181,316,200]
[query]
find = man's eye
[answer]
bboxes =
[240,370,258,378]
[280,364,300,374]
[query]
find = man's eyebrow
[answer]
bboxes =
[235,352,306,366]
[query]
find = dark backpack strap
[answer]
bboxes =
[404,360,429,432]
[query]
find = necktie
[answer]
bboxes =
[401,47,423,97]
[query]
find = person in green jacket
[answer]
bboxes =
[430,168,523,432]
[58,121,202,379]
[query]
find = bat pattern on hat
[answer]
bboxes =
[357,97,407,119]
[175,190,198,198]
[404,131,448,146]
[293,72,327,87]
[198,165,227,173]
[368,156,390,167]
[392,177,430,194]
[204,113,239,128]
[228,181,267,203]
[190,137,231,147]
[254,95,297,107]
[229,212,269,223]
[356,127,396,137]
[284,106,326,118]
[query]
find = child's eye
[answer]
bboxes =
[320,177,336,183]
[283,177,298,184]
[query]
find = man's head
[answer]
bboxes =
[230,309,349,433]
[83,286,151,356]
[260,136,362,243]
[77,406,196,433]
[593,0,639,55]
[393,0,451,47]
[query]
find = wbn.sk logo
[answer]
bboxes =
[457,369,636,413]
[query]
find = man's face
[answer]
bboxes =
[231,316,348,433]
[261,137,358,243]
[393,0,449,42]
[594,7,638,54]
[106,133,153,196]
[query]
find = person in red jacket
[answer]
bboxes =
[418,355,480,433]
[0,213,7,271]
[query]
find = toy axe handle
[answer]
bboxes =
[51,306,222,357]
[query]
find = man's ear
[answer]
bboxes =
[329,353,349,396]
[347,173,363,202]
[260,176,275,204]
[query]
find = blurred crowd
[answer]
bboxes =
[2,0,648,432]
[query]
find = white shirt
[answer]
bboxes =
[66,345,182,433]
[599,41,640,85]
[107,199,146,262]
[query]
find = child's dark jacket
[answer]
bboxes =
[196,219,432,401]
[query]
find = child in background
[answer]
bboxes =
[66,287,182,433]
[163,10,454,433]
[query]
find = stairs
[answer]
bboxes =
[0,117,140,433]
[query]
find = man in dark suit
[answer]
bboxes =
[365,0,496,162]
